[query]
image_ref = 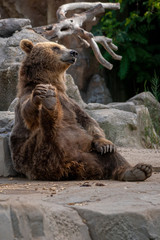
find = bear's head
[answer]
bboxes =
[20,39,78,73]
[18,39,78,95]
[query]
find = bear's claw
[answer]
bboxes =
[93,138,116,154]
[100,144,116,154]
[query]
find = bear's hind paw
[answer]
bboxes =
[122,163,152,181]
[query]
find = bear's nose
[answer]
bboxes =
[70,50,78,58]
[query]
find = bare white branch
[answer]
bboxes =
[109,42,118,51]
[33,2,122,70]
[94,36,122,60]
[90,38,113,69]
[77,35,90,48]
[75,28,113,69]
[57,2,120,21]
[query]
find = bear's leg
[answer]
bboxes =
[101,151,152,181]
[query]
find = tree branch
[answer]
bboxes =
[94,36,122,61]
[57,2,120,21]
[33,2,122,70]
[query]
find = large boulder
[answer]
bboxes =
[87,108,139,148]
[106,102,136,113]
[0,20,48,111]
[66,74,87,108]
[86,74,112,104]
[0,201,91,240]
[128,92,160,136]
[87,104,159,149]
[0,18,31,37]
[0,111,16,177]
[0,0,47,27]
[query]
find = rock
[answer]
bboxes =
[8,98,19,112]
[0,22,48,110]
[128,92,160,136]
[76,203,160,240]
[86,74,112,104]
[136,105,160,149]
[0,111,17,177]
[0,111,15,130]
[0,18,31,38]
[86,103,109,110]
[0,0,47,27]
[86,102,136,113]
[0,201,91,240]
[0,136,17,177]
[87,108,139,148]
[106,102,136,113]
[66,74,87,108]
[87,106,159,148]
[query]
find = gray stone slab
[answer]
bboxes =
[0,111,16,177]
[0,136,17,177]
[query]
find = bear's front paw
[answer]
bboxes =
[32,84,57,110]
[93,138,116,154]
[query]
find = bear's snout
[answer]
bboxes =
[61,49,78,65]
[70,50,78,58]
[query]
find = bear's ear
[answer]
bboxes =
[20,39,34,54]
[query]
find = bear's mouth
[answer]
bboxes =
[61,58,76,65]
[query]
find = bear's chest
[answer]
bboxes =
[58,103,92,152]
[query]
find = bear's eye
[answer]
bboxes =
[52,46,60,51]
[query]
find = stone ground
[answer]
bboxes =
[0,148,160,240]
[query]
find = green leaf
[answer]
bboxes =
[150,72,160,100]
[135,47,151,60]
[129,32,148,44]
[126,46,136,62]
[118,55,129,80]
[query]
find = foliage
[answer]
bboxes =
[150,72,160,101]
[92,0,160,101]
[146,72,160,142]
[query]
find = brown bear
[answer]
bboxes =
[10,39,152,181]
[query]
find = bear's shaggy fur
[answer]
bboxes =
[10,39,152,181]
